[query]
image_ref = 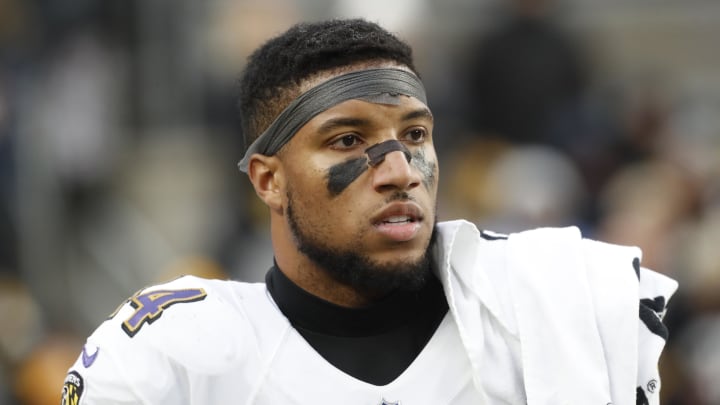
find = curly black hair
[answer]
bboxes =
[237,18,418,150]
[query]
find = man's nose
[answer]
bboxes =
[370,148,421,192]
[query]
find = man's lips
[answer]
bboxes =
[371,202,424,242]
[371,202,423,224]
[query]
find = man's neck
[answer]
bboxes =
[264,263,449,385]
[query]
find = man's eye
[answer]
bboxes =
[405,128,426,143]
[331,134,362,149]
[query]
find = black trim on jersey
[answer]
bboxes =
[266,264,448,385]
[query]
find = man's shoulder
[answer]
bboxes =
[439,220,646,276]
[62,276,284,403]
[104,275,265,337]
[437,220,594,253]
[85,275,278,369]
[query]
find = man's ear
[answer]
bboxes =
[247,154,284,213]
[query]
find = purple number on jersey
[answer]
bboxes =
[121,288,207,337]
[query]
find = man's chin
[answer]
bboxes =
[329,255,432,296]
[288,198,438,295]
[320,228,438,295]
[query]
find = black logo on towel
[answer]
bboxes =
[636,386,649,405]
[647,379,658,393]
[639,296,669,340]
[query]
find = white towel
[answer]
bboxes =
[506,227,678,405]
[435,220,678,405]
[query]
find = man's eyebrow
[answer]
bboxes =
[317,117,370,134]
[316,108,433,135]
[402,108,434,122]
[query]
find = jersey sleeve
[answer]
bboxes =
[62,333,183,405]
[61,275,245,405]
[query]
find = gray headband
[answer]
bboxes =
[237,68,427,173]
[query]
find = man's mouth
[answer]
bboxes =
[382,215,415,224]
[372,204,424,241]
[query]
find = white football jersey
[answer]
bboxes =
[63,220,678,405]
[62,275,482,404]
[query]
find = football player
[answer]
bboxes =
[63,18,677,405]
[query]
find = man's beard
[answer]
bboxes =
[286,195,436,297]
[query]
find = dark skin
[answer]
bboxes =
[247,63,439,308]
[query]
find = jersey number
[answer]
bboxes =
[120,288,207,337]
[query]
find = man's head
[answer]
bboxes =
[238,19,439,305]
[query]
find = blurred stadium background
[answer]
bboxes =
[0,0,719,403]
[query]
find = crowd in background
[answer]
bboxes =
[0,0,719,403]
